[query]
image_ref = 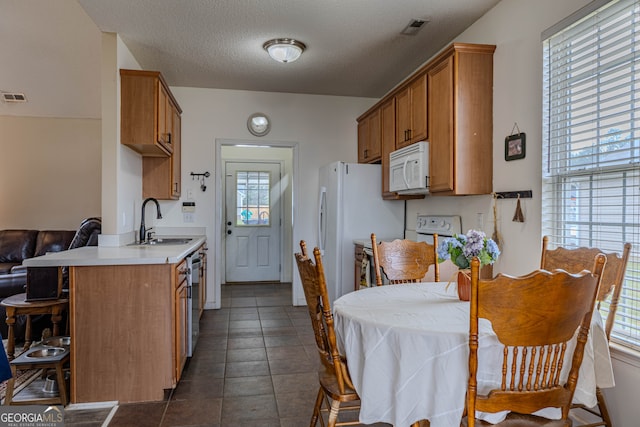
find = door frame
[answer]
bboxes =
[213,139,299,308]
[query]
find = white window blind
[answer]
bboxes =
[542,0,640,350]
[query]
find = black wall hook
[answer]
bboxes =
[494,190,532,199]
[191,171,211,191]
[190,171,211,179]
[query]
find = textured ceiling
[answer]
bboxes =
[1,0,500,118]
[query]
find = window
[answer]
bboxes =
[235,171,270,226]
[542,0,640,350]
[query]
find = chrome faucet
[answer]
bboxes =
[139,198,162,243]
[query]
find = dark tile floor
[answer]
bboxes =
[61,282,596,427]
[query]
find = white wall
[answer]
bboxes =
[407,0,596,277]
[98,34,144,244]
[169,86,375,306]
[404,0,640,423]
[0,116,101,230]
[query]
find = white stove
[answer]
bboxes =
[415,215,462,243]
[415,215,462,281]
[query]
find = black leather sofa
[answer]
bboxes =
[0,218,101,340]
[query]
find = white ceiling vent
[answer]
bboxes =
[2,92,27,103]
[401,19,428,35]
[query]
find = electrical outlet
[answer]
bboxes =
[476,213,484,230]
[183,212,195,223]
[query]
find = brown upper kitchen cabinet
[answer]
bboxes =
[357,108,382,163]
[120,69,183,200]
[395,73,427,149]
[120,69,181,157]
[427,43,495,195]
[142,107,181,199]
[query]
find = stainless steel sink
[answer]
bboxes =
[143,237,193,245]
[128,237,194,247]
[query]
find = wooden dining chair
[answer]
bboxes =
[463,254,606,427]
[295,240,361,427]
[371,233,439,285]
[541,236,632,427]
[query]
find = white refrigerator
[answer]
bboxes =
[318,161,405,303]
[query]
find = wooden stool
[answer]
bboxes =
[4,346,70,406]
[1,293,68,360]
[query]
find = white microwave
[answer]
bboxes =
[389,141,429,194]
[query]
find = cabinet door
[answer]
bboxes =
[395,74,427,148]
[395,87,411,148]
[171,107,181,198]
[428,56,455,193]
[156,80,173,152]
[143,102,181,200]
[120,70,172,157]
[380,98,396,197]
[357,110,381,163]
[409,74,427,143]
[367,109,381,161]
[357,119,369,162]
[175,282,188,382]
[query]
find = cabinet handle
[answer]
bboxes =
[174,182,178,193]
[407,129,412,140]
[364,149,368,158]
[166,133,172,145]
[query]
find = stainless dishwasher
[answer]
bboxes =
[187,253,201,357]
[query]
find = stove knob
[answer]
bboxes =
[439,220,445,228]
[445,223,451,230]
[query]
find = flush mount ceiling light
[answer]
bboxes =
[263,38,306,63]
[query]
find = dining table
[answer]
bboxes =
[333,281,614,427]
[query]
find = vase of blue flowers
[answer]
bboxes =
[436,230,500,301]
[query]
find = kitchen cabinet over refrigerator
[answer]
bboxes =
[318,162,405,303]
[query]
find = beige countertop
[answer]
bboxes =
[23,235,206,267]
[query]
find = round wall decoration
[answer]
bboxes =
[247,113,271,137]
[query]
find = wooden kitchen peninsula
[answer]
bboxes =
[22,235,206,404]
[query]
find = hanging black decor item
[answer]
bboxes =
[505,123,526,161]
[512,194,525,223]
[190,171,210,191]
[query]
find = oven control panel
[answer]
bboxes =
[416,215,462,237]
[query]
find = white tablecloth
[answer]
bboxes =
[333,282,614,427]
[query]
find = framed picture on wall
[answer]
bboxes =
[505,133,526,161]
